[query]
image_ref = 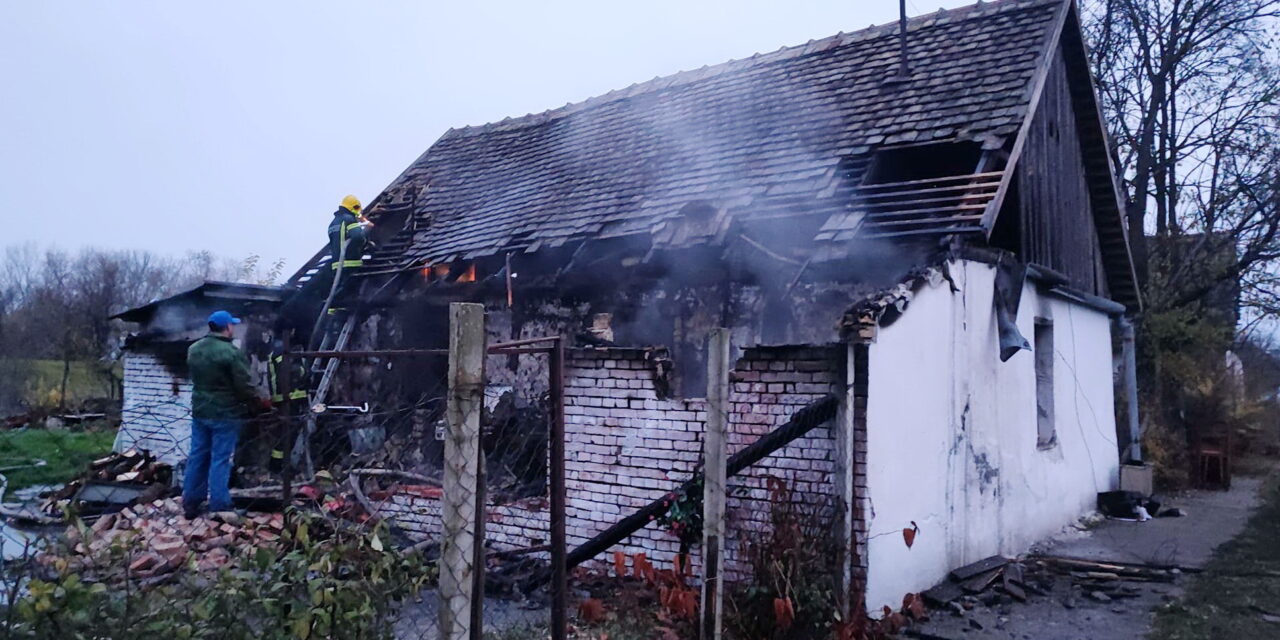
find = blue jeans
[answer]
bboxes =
[183,418,242,513]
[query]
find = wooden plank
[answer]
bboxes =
[921,581,965,607]
[864,205,987,219]
[862,226,986,239]
[856,181,1001,202]
[701,329,730,640]
[961,568,1002,594]
[950,555,1009,582]
[833,344,856,619]
[439,303,486,640]
[868,215,986,228]
[980,0,1073,233]
[854,171,1005,191]
[854,192,998,210]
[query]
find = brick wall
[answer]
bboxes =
[118,349,193,465]
[564,345,849,581]
[362,343,861,586]
[375,489,550,552]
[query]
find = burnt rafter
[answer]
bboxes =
[817,171,1005,241]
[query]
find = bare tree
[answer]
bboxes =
[1082,0,1280,315]
[0,245,285,413]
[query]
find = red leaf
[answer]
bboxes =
[632,553,647,580]
[613,551,626,579]
[774,597,795,630]
[577,598,605,623]
[902,592,927,620]
[903,521,920,549]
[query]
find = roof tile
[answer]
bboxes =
[362,0,1063,268]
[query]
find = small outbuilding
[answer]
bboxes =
[111,281,284,465]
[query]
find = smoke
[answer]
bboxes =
[143,301,207,337]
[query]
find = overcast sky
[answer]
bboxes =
[2,0,975,273]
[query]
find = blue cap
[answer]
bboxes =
[207,310,242,329]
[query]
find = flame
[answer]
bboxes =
[457,264,477,283]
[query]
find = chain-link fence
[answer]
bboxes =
[0,303,568,640]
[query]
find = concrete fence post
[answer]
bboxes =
[440,303,485,640]
[701,328,730,640]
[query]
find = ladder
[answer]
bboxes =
[291,233,365,476]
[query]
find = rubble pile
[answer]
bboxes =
[921,554,1183,628]
[1035,556,1179,605]
[55,498,285,579]
[37,450,172,519]
[921,556,1044,610]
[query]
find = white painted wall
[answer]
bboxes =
[863,259,1119,609]
[116,350,193,465]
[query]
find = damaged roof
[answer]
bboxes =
[304,0,1137,307]
[113,281,285,324]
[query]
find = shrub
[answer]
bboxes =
[8,510,433,639]
[725,478,837,640]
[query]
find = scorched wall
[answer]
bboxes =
[864,258,1119,609]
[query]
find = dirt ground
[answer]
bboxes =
[912,473,1267,640]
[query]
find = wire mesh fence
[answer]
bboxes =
[0,307,567,640]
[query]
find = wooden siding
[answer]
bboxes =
[1017,45,1107,296]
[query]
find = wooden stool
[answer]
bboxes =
[1192,428,1232,490]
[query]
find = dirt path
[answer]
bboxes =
[911,474,1267,640]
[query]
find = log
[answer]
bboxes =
[563,395,839,571]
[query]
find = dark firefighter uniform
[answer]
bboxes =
[328,194,368,270]
[267,345,308,471]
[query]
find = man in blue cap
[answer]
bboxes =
[184,310,264,519]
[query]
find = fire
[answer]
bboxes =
[457,263,477,283]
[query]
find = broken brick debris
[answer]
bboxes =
[46,498,285,580]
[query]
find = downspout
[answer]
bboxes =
[1119,316,1141,462]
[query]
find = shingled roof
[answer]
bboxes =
[305,0,1136,306]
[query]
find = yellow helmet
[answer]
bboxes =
[340,194,362,214]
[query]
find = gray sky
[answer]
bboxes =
[2,0,974,273]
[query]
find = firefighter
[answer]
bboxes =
[267,337,308,473]
[328,194,371,270]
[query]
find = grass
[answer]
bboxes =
[30,359,120,403]
[0,358,119,409]
[1149,469,1280,639]
[0,428,118,492]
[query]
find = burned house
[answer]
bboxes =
[292,0,1134,609]
[112,281,284,465]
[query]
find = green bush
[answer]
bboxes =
[9,510,434,639]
